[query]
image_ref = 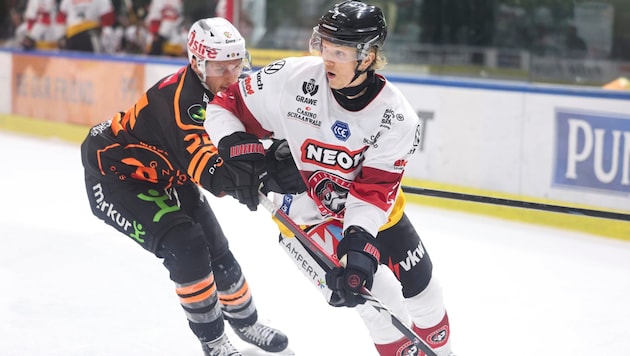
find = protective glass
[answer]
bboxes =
[309,27,361,63]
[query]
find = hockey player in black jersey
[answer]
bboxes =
[80,17,298,356]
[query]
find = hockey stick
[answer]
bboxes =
[257,192,439,356]
[401,185,630,221]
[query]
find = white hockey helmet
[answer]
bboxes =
[187,17,250,83]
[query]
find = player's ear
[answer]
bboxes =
[359,51,376,71]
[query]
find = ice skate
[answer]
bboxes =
[232,321,290,353]
[201,333,241,356]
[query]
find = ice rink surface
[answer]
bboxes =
[1,131,629,356]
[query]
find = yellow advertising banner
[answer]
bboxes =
[12,54,145,126]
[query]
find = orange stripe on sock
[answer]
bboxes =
[179,285,217,304]
[176,275,215,296]
[219,281,251,306]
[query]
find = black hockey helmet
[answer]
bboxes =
[310,1,387,60]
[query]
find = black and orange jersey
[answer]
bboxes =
[81,65,223,193]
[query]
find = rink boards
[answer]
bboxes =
[1,49,628,241]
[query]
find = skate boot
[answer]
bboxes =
[232,321,289,353]
[201,333,241,356]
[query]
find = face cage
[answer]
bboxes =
[309,26,379,62]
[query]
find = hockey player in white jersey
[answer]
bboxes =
[56,0,116,53]
[20,0,63,50]
[145,0,186,56]
[204,1,455,355]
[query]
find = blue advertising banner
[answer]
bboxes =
[555,109,630,194]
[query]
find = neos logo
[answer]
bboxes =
[555,109,630,193]
[331,120,350,141]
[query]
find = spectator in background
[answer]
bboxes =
[20,0,63,50]
[565,24,587,59]
[1,0,18,40]
[117,0,150,54]
[145,0,186,56]
[3,0,26,47]
[56,0,118,53]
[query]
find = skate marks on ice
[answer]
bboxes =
[1,132,630,356]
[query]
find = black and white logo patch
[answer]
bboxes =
[264,59,286,74]
[302,79,319,96]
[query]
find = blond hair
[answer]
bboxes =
[367,47,387,70]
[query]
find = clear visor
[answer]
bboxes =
[309,27,362,63]
[204,54,251,77]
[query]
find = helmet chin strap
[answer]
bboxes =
[335,62,372,97]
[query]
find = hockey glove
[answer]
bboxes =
[325,226,380,308]
[262,139,307,194]
[216,132,267,211]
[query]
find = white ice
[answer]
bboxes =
[1,131,629,356]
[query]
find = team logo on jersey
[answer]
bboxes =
[263,59,286,74]
[302,79,319,96]
[308,171,351,216]
[301,139,364,173]
[331,120,350,141]
[188,104,206,122]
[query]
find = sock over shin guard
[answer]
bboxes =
[412,312,451,355]
[374,312,451,356]
[374,336,420,356]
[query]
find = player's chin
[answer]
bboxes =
[327,74,344,89]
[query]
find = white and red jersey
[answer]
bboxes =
[23,0,62,43]
[56,0,115,37]
[205,56,421,236]
[145,0,183,41]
